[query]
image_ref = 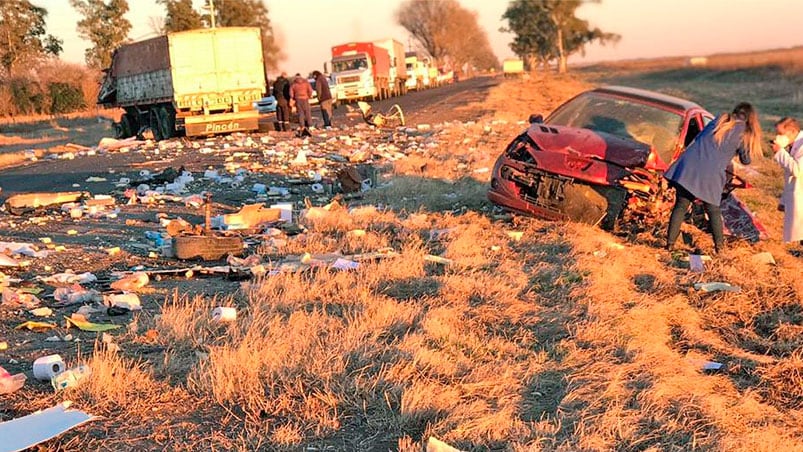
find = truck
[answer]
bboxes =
[98,27,266,140]
[330,42,390,102]
[502,58,525,77]
[404,51,432,91]
[372,38,407,97]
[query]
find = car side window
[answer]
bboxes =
[684,115,703,148]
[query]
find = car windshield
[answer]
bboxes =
[547,92,684,164]
[332,57,368,72]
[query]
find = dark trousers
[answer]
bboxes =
[296,99,312,128]
[320,99,333,127]
[276,101,290,131]
[667,182,724,251]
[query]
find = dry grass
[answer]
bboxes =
[21,49,803,450]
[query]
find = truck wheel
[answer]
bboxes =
[156,106,174,140]
[149,111,163,141]
[119,115,133,138]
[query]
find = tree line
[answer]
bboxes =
[0,0,281,119]
[0,0,613,119]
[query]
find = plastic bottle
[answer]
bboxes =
[51,365,91,391]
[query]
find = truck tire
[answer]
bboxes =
[149,110,162,141]
[119,115,133,138]
[156,106,174,140]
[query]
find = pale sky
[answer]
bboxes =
[34,0,803,76]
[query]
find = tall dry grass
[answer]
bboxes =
[41,53,803,450]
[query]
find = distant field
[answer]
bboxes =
[581,46,803,127]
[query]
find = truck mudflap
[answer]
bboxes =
[182,111,259,137]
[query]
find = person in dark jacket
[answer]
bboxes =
[663,102,763,253]
[289,73,313,134]
[272,72,291,131]
[312,70,333,128]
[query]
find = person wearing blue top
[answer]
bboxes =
[664,102,763,253]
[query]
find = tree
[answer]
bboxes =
[502,0,619,73]
[206,0,283,71]
[0,1,63,74]
[396,0,499,73]
[70,0,132,69]
[158,0,203,33]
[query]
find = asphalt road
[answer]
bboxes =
[0,75,499,197]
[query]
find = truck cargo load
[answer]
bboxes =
[98,27,266,140]
[404,51,437,91]
[503,58,525,77]
[330,42,390,102]
[372,38,407,97]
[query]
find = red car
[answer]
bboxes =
[488,85,767,241]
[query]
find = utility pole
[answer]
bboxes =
[203,0,217,28]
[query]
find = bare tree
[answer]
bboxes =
[396,0,498,74]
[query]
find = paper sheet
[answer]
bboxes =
[0,401,97,452]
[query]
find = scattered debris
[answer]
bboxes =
[51,365,91,391]
[0,401,97,452]
[426,436,464,452]
[211,306,237,322]
[689,254,705,273]
[752,252,776,265]
[33,354,65,380]
[693,282,742,293]
[65,315,123,332]
[0,366,26,395]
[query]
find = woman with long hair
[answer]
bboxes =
[663,102,763,253]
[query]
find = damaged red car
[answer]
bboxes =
[488,85,767,241]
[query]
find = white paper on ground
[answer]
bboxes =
[0,401,97,452]
[332,258,359,270]
[689,254,705,272]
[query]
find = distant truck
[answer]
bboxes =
[404,51,434,91]
[502,58,525,77]
[98,27,266,140]
[330,42,390,102]
[372,38,407,97]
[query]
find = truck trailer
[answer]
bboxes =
[404,51,436,91]
[372,38,407,97]
[98,27,266,140]
[330,42,390,102]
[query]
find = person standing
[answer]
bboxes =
[289,73,313,134]
[663,102,763,253]
[313,70,333,128]
[272,72,291,131]
[772,117,803,245]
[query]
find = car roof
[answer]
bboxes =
[592,85,704,113]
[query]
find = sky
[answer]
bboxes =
[34,0,803,76]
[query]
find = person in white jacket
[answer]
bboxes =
[772,117,803,244]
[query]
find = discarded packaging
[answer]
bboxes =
[752,252,776,265]
[689,254,705,273]
[5,191,87,213]
[29,307,53,317]
[110,272,149,291]
[0,366,26,394]
[216,203,280,230]
[33,354,65,380]
[427,436,464,452]
[332,258,360,271]
[693,282,742,293]
[51,365,91,391]
[15,321,56,331]
[0,401,97,452]
[424,254,454,265]
[211,306,237,322]
[65,315,123,332]
[103,293,142,311]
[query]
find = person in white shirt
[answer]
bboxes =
[772,117,803,245]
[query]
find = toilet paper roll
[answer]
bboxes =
[311,183,324,194]
[33,354,65,380]
[211,307,237,322]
